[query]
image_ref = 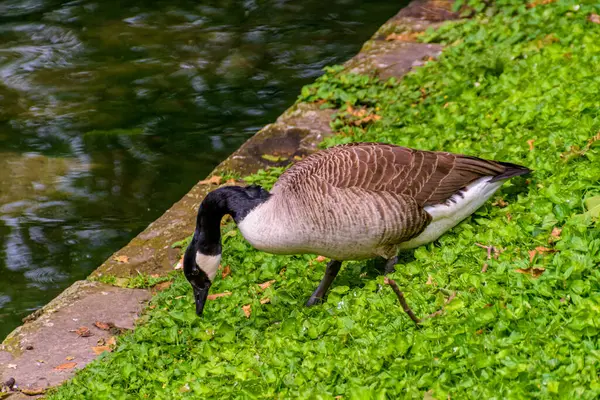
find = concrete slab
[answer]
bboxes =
[345,40,443,80]
[0,281,150,393]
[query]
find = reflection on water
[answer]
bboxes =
[0,0,403,338]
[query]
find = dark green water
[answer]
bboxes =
[0,0,403,339]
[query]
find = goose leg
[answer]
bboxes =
[384,256,399,275]
[306,260,342,306]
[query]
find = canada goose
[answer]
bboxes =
[184,142,530,316]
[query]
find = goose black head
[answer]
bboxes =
[184,185,270,316]
[183,234,221,316]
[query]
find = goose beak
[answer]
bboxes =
[192,281,211,316]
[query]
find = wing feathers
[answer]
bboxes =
[274,143,529,207]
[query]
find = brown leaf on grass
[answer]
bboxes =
[315,255,327,263]
[345,105,382,126]
[174,255,184,270]
[527,139,535,151]
[260,297,270,305]
[153,281,173,292]
[242,304,252,318]
[74,326,92,337]
[226,178,236,184]
[529,246,558,262]
[207,292,232,300]
[258,280,276,290]
[54,362,77,370]
[353,114,381,126]
[92,346,112,355]
[549,227,562,243]
[515,267,546,278]
[221,265,231,279]
[560,133,600,161]
[528,249,537,263]
[492,198,508,207]
[198,175,222,185]
[106,336,116,346]
[114,255,129,263]
[426,275,434,285]
[528,246,557,263]
[385,32,422,42]
[526,0,555,8]
[589,13,600,24]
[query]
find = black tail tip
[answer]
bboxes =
[490,161,532,182]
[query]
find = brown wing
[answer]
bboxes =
[274,142,528,206]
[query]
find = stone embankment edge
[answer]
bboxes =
[0,0,461,396]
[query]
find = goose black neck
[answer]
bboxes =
[193,185,270,255]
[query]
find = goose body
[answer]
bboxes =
[184,143,530,315]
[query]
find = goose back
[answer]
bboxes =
[272,143,513,206]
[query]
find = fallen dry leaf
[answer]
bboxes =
[527,139,535,151]
[385,32,421,42]
[258,280,276,290]
[74,326,92,337]
[114,255,129,263]
[93,321,112,331]
[150,274,160,278]
[515,267,546,278]
[107,336,117,346]
[54,362,77,370]
[536,246,556,253]
[242,304,252,318]
[20,388,46,395]
[345,105,382,126]
[426,275,434,285]
[207,292,232,300]
[174,255,184,270]
[492,198,508,207]
[353,114,381,126]
[528,249,537,263]
[528,246,557,263]
[226,178,236,184]
[92,346,112,355]
[198,175,222,185]
[7,364,16,369]
[222,265,231,279]
[589,13,600,24]
[65,356,75,361]
[315,255,327,263]
[153,281,173,292]
[526,0,555,8]
[549,227,562,242]
[260,297,270,304]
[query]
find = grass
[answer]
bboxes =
[49,1,600,398]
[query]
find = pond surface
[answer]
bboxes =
[0,0,403,339]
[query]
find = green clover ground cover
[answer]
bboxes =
[50,1,600,398]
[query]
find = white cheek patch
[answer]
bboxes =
[195,252,221,281]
